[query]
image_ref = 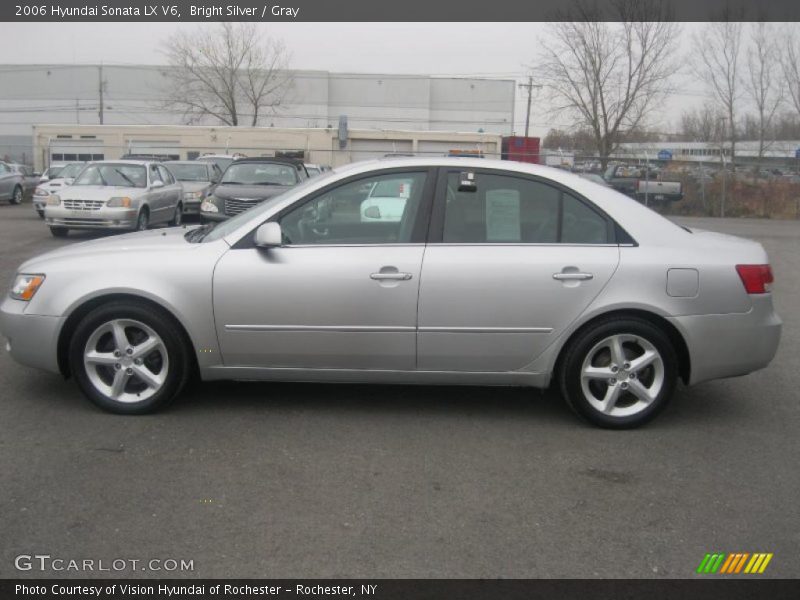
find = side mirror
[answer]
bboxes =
[151,180,165,189]
[364,205,382,219]
[254,222,283,248]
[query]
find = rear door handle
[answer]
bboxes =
[553,272,594,281]
[370,272,413,281]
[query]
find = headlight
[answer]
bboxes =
[34,188,50,197]
[107,196,132,208]
[10,274,45,301]
[200,199,219,213]
[46,195,61,206]
[184,191,204,200]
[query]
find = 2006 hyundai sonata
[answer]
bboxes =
[0,158,782,427]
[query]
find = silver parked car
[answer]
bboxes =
[32,162,86,218]
[0,161,25,205]
[43,160,184,237]
[163,160,222,215]
[0,158,781,428]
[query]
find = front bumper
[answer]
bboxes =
[0,296,63,374]
[44,205,137,230]
[183,201,202,215]
[669,295,782,385]
[32,197,48,212]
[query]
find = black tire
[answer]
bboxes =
[49,226,69,237]
[68,300,191,414]
[169,203,183,226]
[10,186,23,205]
[135,208,149,231]
[37,209,45,219]
[558,317,678,429]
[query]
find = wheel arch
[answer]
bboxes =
[56,293,198,379]
[553,308,691,385]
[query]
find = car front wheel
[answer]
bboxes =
[10,186,23,205]
[68,301,191,414]
[49,226,68,237]
[558,317,678,429]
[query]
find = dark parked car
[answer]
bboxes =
[164,160,222,215]
[200,158,308,221]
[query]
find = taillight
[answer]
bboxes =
[735,264,774,294]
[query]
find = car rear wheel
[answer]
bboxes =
[36,209,44,218]
[68,301,191,414]
[10,186,23,205]
[169,203,183,226]
[558,317,678,429]
[49,226,68,237]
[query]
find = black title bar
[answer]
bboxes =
[3,0,800,22]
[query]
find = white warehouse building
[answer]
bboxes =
[0,64,516,164]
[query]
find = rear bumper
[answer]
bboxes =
[669,295,781,385]
[0,296,63,374]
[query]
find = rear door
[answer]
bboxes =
[416,168,620,372]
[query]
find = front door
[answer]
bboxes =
[213,169,434,370]
[417,169,620,372]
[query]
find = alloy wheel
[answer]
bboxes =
[83,318,169,403]
[580,334,665,418]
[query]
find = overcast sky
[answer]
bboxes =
[0,21,734,137]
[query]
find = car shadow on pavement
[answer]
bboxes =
[14,367,753,430]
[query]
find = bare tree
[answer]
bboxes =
[679,103,724,142]
[693,14,744,168]
[536,0,680,168]
[744,22,782,165]
[779,25,800,123]
[162,23,292,126]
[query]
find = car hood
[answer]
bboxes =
[19,226,208,272]
[58,185,143,199]
[38,178,71,191]
[213,183,291,200]
[179,181,211,193]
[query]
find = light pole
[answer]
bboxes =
[518,76,543,139]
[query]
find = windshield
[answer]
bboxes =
[73,164,147,188]
[199,170,338,243]
[167,163,210,182]
[198,157,234,172]
[221,162,299,186]
[58,163,84,179]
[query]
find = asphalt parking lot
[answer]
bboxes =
[0,203,798,579]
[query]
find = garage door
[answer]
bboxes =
[349,139,413,163]
[125,140,181,160]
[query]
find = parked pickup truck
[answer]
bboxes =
[603,164,683,202]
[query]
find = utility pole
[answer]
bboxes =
[518,76,542,139]
[98,64,105,125]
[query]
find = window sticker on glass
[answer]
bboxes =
[485,189,520,241]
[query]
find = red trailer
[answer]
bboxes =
[502,136,541,164]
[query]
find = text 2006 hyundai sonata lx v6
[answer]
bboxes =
[0,158,782,428]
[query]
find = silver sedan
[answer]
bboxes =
[0,158,781,428]
[44,160,184,237]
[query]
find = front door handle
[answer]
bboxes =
[370,272,412,281]
[553,272,594,281]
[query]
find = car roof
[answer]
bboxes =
[84,160,154,166]
[233,157,304,167]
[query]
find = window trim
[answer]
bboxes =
[231,166,439,250]
[428,167,635,246]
